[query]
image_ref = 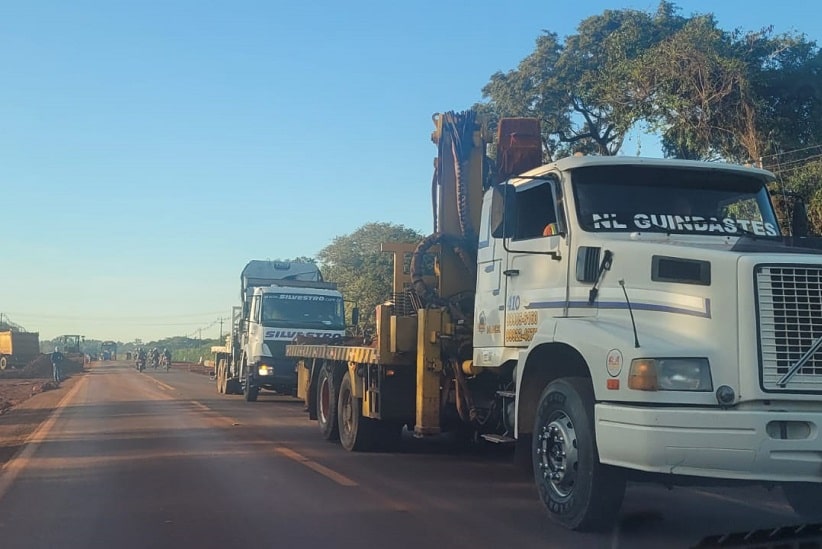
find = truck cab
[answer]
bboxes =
[217,260,347,402]
[100,341,117,361]
[483,155,822,528]
[55,334,83,355]
[286,111,822,532]
[241,282,346,396]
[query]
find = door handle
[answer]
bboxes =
[503,269,520,277]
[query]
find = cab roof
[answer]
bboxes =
[509,155,775,187]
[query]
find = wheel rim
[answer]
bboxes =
[536,411,579,499]
[319,376,331,424]
[340,384,354,435]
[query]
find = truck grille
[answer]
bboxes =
[757,265,822,391]
[265,341,288,359]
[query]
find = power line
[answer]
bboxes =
[5,311,226,321]
[766,152,822,175]
[760,143,822,161]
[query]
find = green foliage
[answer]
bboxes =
[136,336,221,363]
[769,159,822,235]
[40,335,220,362]
[479,2,822,164]
[278,256,317,264]
[317,222,423,332]
[481,3,685,158]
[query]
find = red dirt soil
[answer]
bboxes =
[0,354,85,414]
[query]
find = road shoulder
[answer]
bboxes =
[0,373,86,468]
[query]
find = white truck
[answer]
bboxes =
[215,260,347,402]
[287,112,822,531]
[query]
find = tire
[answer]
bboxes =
[0,356,7,370]
[338,373,376,451]
[226,379,242,395]
[217,360,226,394]
[532,377,625,532]
[783,483,822,521]
[244,374,259,402]
[317,362,340,441]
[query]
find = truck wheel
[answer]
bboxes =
[533,377,625,532]
[217,360,226,394]
[244,375,259,402]
[317,362,340,441]
[0,356,6,370]
[783,483,822,521]
[338,373,375,451]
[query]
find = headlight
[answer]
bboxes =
[628,358,712,392]
[258,365,273,376]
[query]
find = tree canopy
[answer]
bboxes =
[479,1,822,232]
[317,222,423,332]
[479,2,822,164]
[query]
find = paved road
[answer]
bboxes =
[0,361,806,548]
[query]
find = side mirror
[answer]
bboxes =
[350,307,360,326]
[791,199,810,237]
[490,184,517,238]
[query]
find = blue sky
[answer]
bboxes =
[0,0,818,342]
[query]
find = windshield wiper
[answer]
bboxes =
[587,250,613,305]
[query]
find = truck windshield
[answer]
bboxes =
[572,165,780,237]
[261,294,344,329]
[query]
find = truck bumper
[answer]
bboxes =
[596,403,822,482]
[250,363,297,393]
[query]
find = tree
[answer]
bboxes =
[481,32,569,159]
[764,155,822,235]
[748,37,822,157]
[279,256,317,264]
[317,222,423,331]
[481,3,684,158]
[479,2,822,164]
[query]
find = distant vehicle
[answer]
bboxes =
[100,341,117,360]
[214,260,351,402]
[135,349,146,372]
[54,335,83,355]
[0,330,40,370]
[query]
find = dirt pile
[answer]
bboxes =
[0,354,85,380]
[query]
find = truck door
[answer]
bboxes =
[503,178,570,348]
[248,294,263,358]
[475,190,504,350]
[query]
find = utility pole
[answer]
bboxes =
[218,317,227,340]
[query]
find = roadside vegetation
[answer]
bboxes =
[478,1,822,231]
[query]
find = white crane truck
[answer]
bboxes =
[215,260,346,402]
[286,111,822,531]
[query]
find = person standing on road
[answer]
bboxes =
[52,346,64,384]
